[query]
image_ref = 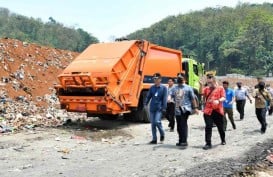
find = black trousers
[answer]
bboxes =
[236,100,246,119]
[256,108,267,132]
[176,111,190,143]
[166,102,175,129]
[204,110,225,145]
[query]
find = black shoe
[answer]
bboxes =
[180,142,188,147]
[203,144,212,150]
[221,141,226,145]
[170,128,174,132]
[160,136,164,142]
[176,142,182,146]
[149,140,157,144]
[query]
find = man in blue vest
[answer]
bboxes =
[145,73,168,144]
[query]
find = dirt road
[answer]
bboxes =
[1,102,273,177]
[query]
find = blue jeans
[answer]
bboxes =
[150,110,165,141]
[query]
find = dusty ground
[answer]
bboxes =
[1,103,273,177]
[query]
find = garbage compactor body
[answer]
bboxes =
[55,40,182,121]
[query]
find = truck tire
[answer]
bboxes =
[140,103,150,123]
[124,91,150,123]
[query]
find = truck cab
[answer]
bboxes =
[182,56,204,95]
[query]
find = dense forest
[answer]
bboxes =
[0,7,98,52]
[127,3,273,76]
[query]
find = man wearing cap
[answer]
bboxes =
[145,73,167,144]
[170,73,199,148]
[202,74,226,150]
[235,82,252,120]
[253,81,272,133]
[222,81,236,130]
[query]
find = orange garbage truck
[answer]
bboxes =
[55,40,182,122]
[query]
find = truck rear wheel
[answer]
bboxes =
[124,91,150,123]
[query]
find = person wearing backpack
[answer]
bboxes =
[170,73,199,148]
[253,81,273,134]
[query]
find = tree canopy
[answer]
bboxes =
[0,8,99,52]
[127,3,273,76]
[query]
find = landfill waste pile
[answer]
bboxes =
[0,38,79,133]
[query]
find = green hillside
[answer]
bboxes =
[127,3,273,76]
[0,7,98,52]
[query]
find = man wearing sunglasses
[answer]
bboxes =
[145,73,168,144]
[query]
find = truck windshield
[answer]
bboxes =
[193,64,198,76]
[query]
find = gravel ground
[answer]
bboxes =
[0,102,273,177]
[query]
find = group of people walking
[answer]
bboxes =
[145,73,273,150]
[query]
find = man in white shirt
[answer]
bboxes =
[234,82,252,120]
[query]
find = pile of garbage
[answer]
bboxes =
[0,38,79,133]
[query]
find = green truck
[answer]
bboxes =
[182,56,205,96]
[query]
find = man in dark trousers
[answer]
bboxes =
[202,74,226,150]
[166,78,176,131]
[222,81,236,130]
[170,73,199,148]
[145,73,167,144]
[234,82,252,120]
[253,81,272,133]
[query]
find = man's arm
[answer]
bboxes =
[190,88,198,108]
[190,87,199,114]
[246,89,253,103]
[162,86,168,111]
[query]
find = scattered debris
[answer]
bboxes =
[0,38,79,133]
[71,135,86,141]
[266,154,273,164]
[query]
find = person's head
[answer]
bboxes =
[152,72,162,85]
[257,77,264,83]
[258,81,265,90]
[222,81,229,89]
[168,78,175,87]
[177,73,185,84]
[206,74,216,88]
[236,82,242,88]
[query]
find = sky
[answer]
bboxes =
[0,0,272,42]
